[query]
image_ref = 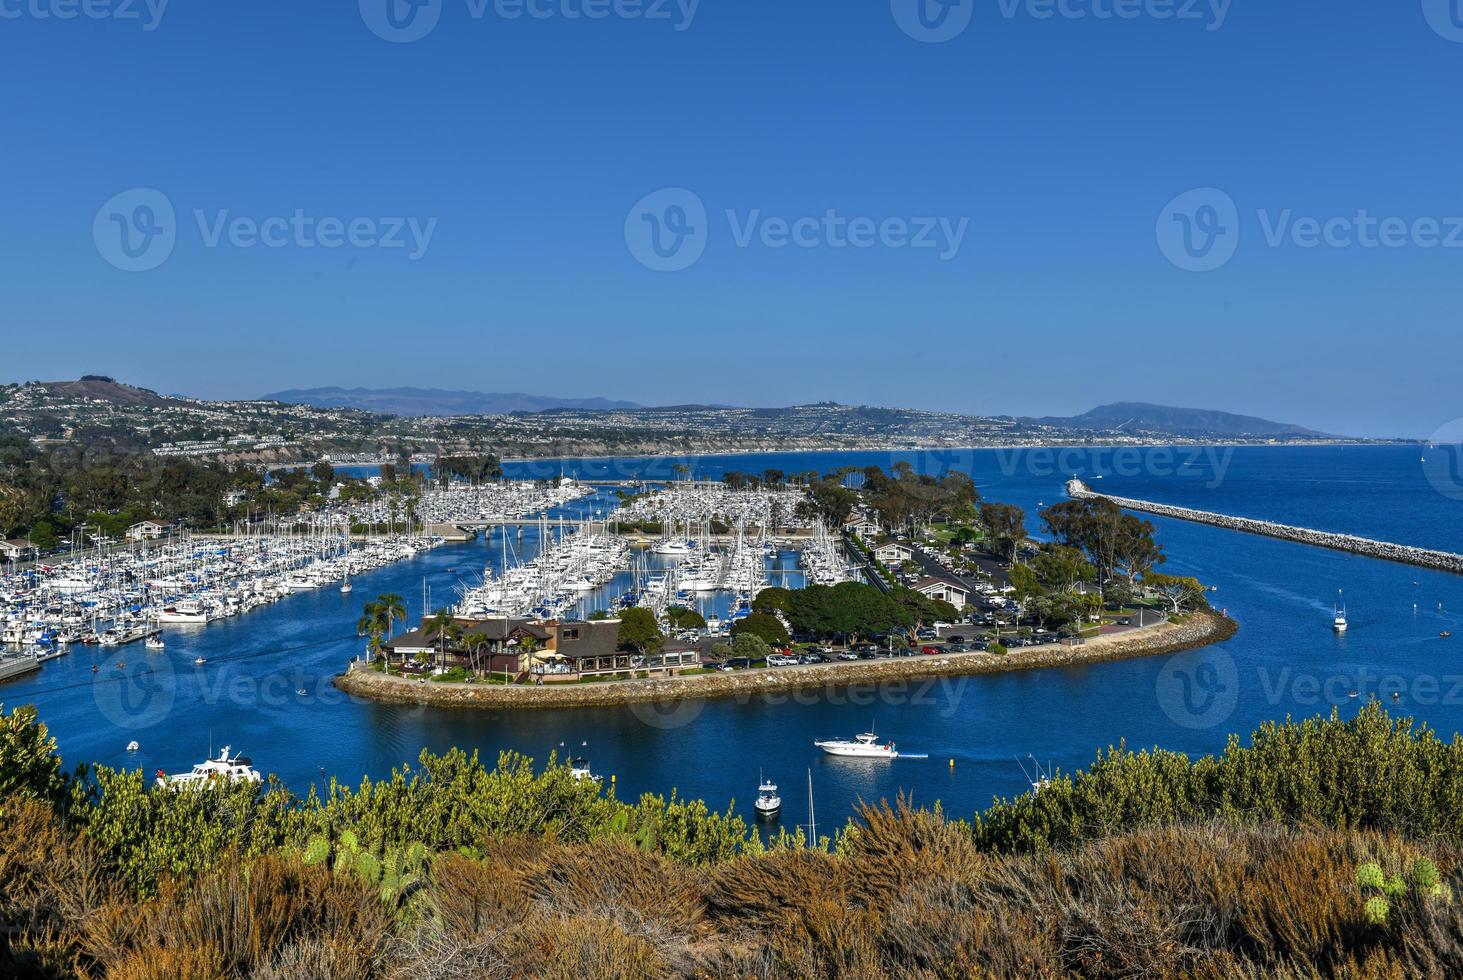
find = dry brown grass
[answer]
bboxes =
[11,798,1463,979]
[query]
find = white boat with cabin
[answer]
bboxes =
[155,746,261,789]
[814,731,898,759]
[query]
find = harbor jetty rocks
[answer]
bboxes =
[334,610,1236,711]
[1066,479,1463,576]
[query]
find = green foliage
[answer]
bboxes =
[0,703,68,805]
[665,605,707,630]
[1357,861,1386,890]
[974,703,1463,854]
[783,581,912,640]
[751,586,794,614]
[1364,895,1390,924]
[979,501,1025,562]
[617,606,664,655]
[731,632,771,661]
[730,612,788,647]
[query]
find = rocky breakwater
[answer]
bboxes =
[1068,479,1463,576]
[334,610,1236,711]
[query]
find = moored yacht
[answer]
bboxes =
[814,731,898,759]
[155,746,261,789]
[569,757,601,782]
[754,776,781,818]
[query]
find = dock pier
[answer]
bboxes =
[1067,479,1463,576]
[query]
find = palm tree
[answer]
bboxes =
[377,593,407,640]
[423,609,464,672]
[357,599,388,663]
[517,635,540,683]
[463,632,493,680]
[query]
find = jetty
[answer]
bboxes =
[1067,479,1463,576]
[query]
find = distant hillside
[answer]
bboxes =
[35,376,179,408]
[261,386,643,417]
[1037,402,1333,438]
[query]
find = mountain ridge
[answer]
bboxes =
[1034,401,1331,438]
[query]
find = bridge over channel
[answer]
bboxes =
[1067,479,1463,576]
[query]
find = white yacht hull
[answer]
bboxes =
[814,741,898,759]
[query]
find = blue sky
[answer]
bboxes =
[1,0,1460,437]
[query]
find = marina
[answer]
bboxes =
[6,445,1463,832]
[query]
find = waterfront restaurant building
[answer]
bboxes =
[383,616,698,680]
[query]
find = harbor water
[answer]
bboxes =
[6,444,1463,830]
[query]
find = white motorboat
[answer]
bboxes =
[157,599,209,624]
[754,776,781,817]
[145,635,164,650]
[814,731,898,759]
[1333,590,1348,633]
[155,746,261,789]
[569,757,601,782]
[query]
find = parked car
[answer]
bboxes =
[946,642,969,653]
[719,657,752,671]
[920,645,941,655]
[944,634,965,644]
[766,654,798,667]
[837,651,860,661]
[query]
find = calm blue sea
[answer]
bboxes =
[7,444,1462,830]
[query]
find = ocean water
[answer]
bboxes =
[7,444,1463,831]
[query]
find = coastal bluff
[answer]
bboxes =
[334,610,1236,711]
[1068,479,1463,576]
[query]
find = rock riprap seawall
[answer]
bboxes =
[1068,479,1463,575]
[334,610,1235,711]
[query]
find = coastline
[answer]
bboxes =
[497,441,1402,466]
[333,609,1237,711]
